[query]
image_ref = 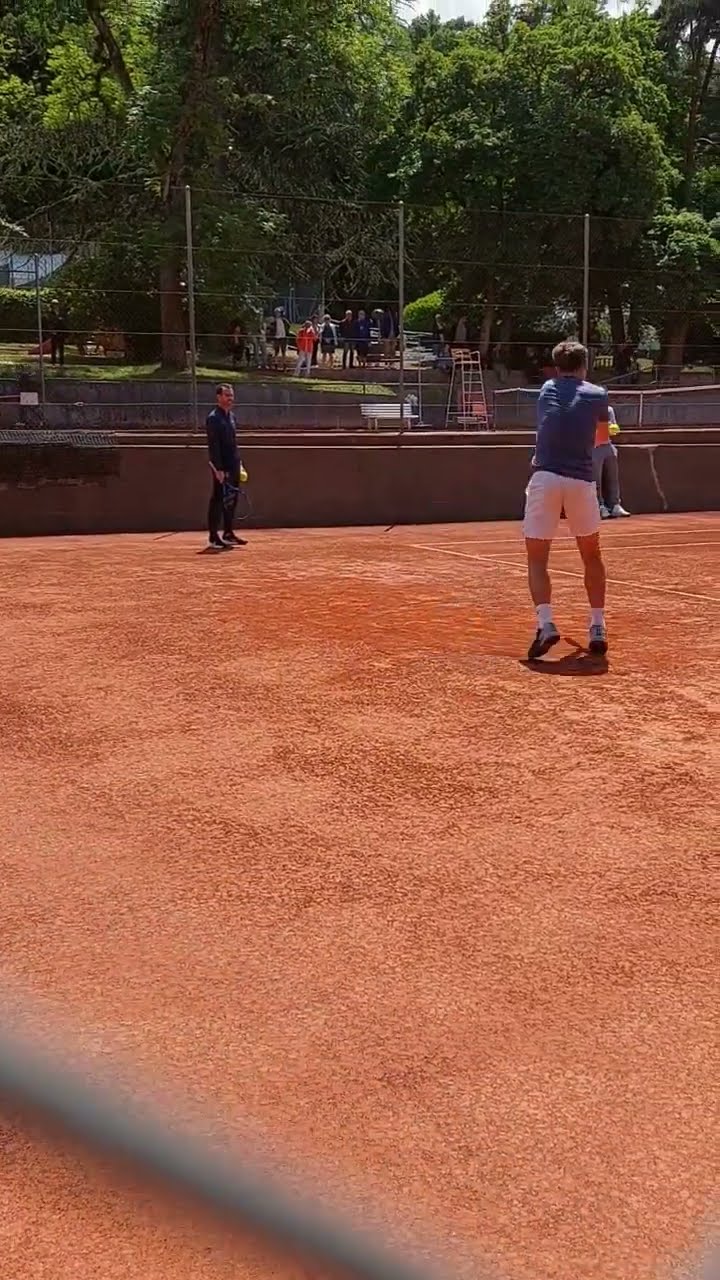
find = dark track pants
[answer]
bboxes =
[208,470,238,538]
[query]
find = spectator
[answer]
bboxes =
[319,314,337,368]
[294,319,315,377]
[310,311,321,368]
[229,319,245,368]
[339,309,355,370]
[432,313,446,353]
[525,346,541,384]
[48,299,68,368]
[380,307,398,364]
[267,307,289,368]
[254,310,269,369]
[594,405,631,519]
[353,308,371,369]
[492,342,508,384]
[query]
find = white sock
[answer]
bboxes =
[590,608,605,627]
[536,603,553,628]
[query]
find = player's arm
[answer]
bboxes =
[206,414,225,481]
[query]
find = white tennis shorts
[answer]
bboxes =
[522,469,600,540]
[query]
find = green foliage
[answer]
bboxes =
[0,0,717,369]
[0,286,43,344]
[646,208,720,310]
[404,291,445,333]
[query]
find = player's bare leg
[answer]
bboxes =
[525,538,560,659]
[576,532,608,654]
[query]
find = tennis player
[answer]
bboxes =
[206,384,248,552]
[594,405,630,519]
[523,340,609,659]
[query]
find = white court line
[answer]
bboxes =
[552,540,720,553]
[444,527,720,548]
[409,543,720,605]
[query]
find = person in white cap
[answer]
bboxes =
[594,405,630,518]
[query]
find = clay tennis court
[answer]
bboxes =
[2,512,718,1280]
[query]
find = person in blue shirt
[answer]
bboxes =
[205,384,248,552]
[522,340,609,660]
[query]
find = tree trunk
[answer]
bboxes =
[607,282,625,347]
[87,1,222,370]
[478,281,495,358]
[499,308,513,343]
[159,261,187,370]
[156,0,222,368]
[682,36,719,206]
[660,315,690,383]
[497,307,513,370]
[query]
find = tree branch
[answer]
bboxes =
[85,0,135,98]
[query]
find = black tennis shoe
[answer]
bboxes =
[527,622,561,660]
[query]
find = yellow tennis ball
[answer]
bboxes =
[239,466,248,484]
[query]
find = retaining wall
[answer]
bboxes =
[0,441,717,537]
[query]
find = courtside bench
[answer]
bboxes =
[360,403,419,432]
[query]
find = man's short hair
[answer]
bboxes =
[552,340,588,373]
[215,383,233,397]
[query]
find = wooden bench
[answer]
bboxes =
[360,402,419,432]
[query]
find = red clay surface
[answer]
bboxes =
[1,513,718,1280]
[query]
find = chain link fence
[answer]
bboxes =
[1,188,718,432]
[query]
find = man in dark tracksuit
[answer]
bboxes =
[206,384,247,551]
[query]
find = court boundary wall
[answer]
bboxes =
[0,441,718,537]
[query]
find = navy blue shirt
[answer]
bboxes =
[534,377,608,482]
[206,407,239,473]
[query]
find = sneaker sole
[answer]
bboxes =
[589,638,608,656]
[527,631,561,661]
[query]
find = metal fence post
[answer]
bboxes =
[638,391,644,430]
[184,184,199,435]
[34,254,46,412]
[398,201,405,425]
[582,213,590,349]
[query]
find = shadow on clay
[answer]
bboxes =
[521,636,610,677]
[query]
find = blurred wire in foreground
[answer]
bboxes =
[0,1026,455,1280]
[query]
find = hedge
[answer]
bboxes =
[404,290,445,335]
[0,287,52,345]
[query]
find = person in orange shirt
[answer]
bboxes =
[594,405,630,518]
[294,319,315,377]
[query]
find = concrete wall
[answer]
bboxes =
[0,373,450,431]
[0,441,717,538]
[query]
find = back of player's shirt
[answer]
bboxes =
[534,378,608,482]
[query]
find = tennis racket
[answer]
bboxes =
[222,479,252,522]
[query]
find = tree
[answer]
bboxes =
[657,0,720,204]
[1,0,408,368]
[643,208,719,373]
[395,0,672,357]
